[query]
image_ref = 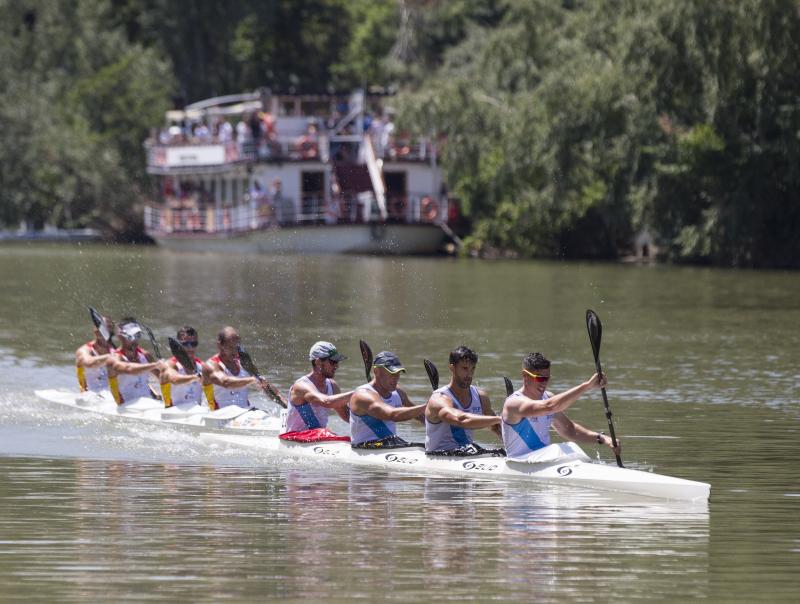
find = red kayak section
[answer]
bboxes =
[279,428,351,443]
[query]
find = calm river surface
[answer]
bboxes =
[1,243,798,602]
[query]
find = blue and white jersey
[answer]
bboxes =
[501,390,554,458]
[285,375,333,432]
[350,383,401,445]
[425,385,483,452]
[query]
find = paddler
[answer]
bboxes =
[205,326,282,410]
[283,341,353,437]
[107,318,164,405]
[348,351,426,448]
[501,352,620,458]
[424,346,504,456]
[75,314,116,395]
[160,325,205,408]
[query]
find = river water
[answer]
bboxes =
[0,243,798,602]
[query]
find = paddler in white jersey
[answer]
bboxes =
[425,345,504,456]
[501,352,620,460]
[75,314,116,396]
[283,341,353,436]
[160,325,205,408]
[205,326,280,410]
[348,351,426,449]
[107,318,164,405]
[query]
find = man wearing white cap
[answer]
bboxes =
[107,317,163,406]
[284,341,353,435]
[348,351,426,449]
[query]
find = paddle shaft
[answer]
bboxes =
[591,353,623,467]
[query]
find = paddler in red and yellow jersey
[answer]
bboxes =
[107,318,164,406]
[205,326,279,410]
[160,325,205,409]
[75,315,116,394]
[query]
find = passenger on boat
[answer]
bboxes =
[107,318,164,406]
[160,325,205,409]
[349,351,426,449]
[501,352,620,460]
[283,341,353,438]
[205,326,278,410]
[425,346,504,457]
[75,315,116,394]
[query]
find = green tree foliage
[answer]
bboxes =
[398,0,800,267]
[0,0,172,236]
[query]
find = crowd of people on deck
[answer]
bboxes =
[76,315,621,459]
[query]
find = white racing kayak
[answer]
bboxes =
[34,389,283,435]
[199,433,710,502]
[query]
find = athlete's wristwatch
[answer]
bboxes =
[596,431,605,444]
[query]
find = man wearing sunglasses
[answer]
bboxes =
[107,317,164,406]
[160,325,205,408]
[501,352,620,458]
[425,346,504,457]
[283,341,353,437]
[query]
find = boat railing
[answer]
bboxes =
[144,192,448,236]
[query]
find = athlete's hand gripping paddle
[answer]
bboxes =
[586,309,623,467]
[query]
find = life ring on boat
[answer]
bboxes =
[421,196,439,221]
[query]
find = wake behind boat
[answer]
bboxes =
[35,389,283,435]
[199,432,710,502]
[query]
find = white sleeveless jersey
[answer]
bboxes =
[115,348,152,403]
[209,355,251,409]
[285,375,333,432]
[501,390,554,457]
[77,342,112,393]
[350,383,402,445]
[169,357,204,405]
[425,385,483,452]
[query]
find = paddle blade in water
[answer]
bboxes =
[359,339,373,382]
[423,359,439,390]
[503,376,514,397]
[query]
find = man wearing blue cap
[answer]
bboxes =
[284,341,354,436]
[348,350,426,449]
[425,345,504,456]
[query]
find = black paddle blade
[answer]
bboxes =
[586,309,603,361]
[237,345,261,379]
[140,323,162,359]
[167,336,199,375]
[88,306,114,347]
[503,376,514,397]
[423,359,439,390]
[359,339,373,382]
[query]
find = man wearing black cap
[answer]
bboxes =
[424,345,504,456]
[284,341,353,435]
[348,350,426,449]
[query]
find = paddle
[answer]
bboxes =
[237,345,287,408]
[88,306,115,348]
[141,323,162,360]
[359,339,373,382]
[586,309,623,467]
[168,336,202,376]
[503,377,514,397]
[423,359,439,390]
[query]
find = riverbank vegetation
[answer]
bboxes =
[1,0,798,267]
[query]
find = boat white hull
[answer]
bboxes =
[200,434,711,502]
[150,223,445,255]
[34,389,283,435]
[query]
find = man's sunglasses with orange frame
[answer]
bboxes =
[523,369,550,383]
